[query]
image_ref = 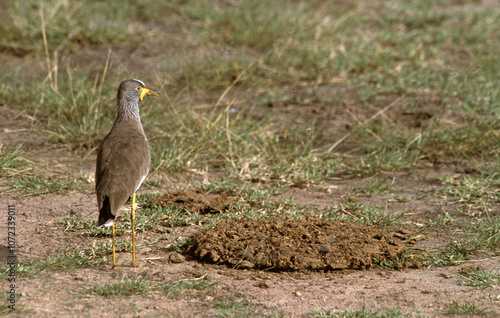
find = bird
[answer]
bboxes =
[95,79,159,268]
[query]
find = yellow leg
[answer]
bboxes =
[131,193,137,266]
[112,222,116,268]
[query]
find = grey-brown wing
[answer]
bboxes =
[95,129,150,214]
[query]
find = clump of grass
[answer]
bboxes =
[213,297,251,318]
[8,240,134,278]
[15,244,108,277]
[416,216,500,267]
[431,174,500,214]
[309,304,413,318]
[10,172,85,196]
[87,276,151,297]
[90,239,132,257]
[143,203,204,228]
[313,201,401,227]
[443,301,487,316]
[158,275,215,299]
[419,249,469,267]
[57,217,111,236]
[458,268,500,290]
[355,177,395,196]
[0,144,32,178]
[57,213,149,236]
[87,274,215,298]
[446,216,500,254]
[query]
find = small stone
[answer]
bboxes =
[254,281,269,289]
[168,252,186,263]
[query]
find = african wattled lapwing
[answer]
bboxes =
[95,79,159,267]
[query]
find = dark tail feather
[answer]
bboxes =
[97,196,114,226]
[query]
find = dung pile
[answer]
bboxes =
[189,218,407,271]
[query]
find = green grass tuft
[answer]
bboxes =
[87,276,151,297]
[14,244,108,277]
[443,300,487,316]
[158,275,215,299]
[309,304,414,318]
[9,172,85,196]
[313,201,401,227]
[458,268,500,290]
[213,297,251,318]
[87,274,215,298]
[0,144,32,178]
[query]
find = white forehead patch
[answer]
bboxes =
[132,79,145,87]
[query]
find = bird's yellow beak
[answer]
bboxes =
[139,87,160,101]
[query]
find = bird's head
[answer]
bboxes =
[117,79,160,104]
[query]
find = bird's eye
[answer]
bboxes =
[135,86,142,92]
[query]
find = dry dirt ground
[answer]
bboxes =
[1,104,499,318]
